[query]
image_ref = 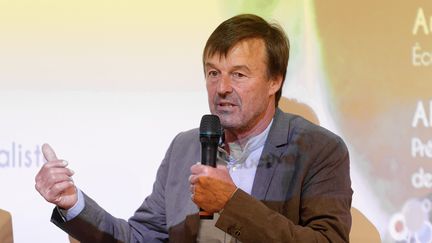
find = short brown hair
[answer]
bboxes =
[203,14,290,107]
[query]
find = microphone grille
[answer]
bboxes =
[199,115,222,136]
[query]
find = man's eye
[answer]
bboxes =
[233,72,246,78]
[208,71,218,77]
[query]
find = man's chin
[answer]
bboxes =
[218,117,240,129]
[210,110,239,126]
[215,105,239,113]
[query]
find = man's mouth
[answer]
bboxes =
[218,101,236,107]
[219,103,234,107]
[216,101,237,111]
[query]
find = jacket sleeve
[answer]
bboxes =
[215,138,353,243]
[50,136,179,243]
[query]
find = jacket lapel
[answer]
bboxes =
[251,109,291,200]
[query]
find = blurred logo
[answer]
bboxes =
[0,142,44,168]
[389,198,432,242]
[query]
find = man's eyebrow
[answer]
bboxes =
[204,62,217,69]
[232,65,251,73]
[204,63,251,73]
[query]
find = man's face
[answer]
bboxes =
[205,38,281,133]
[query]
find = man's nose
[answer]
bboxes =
[217,75,233,95]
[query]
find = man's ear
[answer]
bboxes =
[268,75,283,96]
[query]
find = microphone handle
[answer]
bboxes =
[199,141,218,219]
[201,144,217,167]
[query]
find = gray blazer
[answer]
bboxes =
[51,109,352,242]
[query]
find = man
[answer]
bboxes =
[35,14,352,242]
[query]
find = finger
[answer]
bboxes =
[44,169,75,185]
[48,167,74,177]
[42,160,69,170]
[190,164,201,174]
[189,175,199,184]
[37,166,74,183]
[44,180,75,203]
[35,167,74,190]
[190,164,208,175]
[42,143,58,161]
[35,174,73,194]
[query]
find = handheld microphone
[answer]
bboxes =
[199,114,222,219]
[200,114,222,167]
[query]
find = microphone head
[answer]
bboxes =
[199,114,222,137]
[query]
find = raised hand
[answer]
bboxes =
[35,144,78,209]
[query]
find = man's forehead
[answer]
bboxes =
[204,38,267,64]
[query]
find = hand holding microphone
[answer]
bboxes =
[190,115,237,218]
[189,164,237,214]
[35,144,77,210]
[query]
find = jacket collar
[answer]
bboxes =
[251,108,293,200]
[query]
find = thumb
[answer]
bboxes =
[42,143,58,161]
